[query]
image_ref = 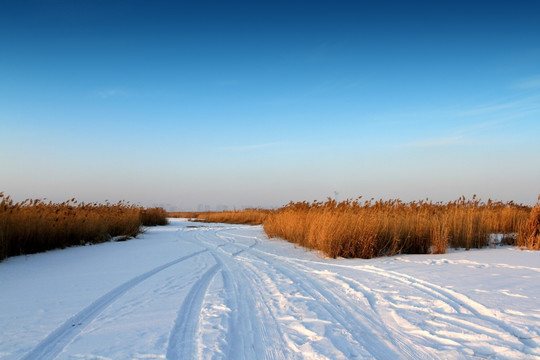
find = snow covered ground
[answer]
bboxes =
[1,218,539,360]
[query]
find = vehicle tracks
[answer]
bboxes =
[166,260,221,360]
[268,254,540,357]
[197,229,399,359]
[193,231,289,359]
[21,248,208,360]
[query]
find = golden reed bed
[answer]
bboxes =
[0,193,168,261]
[172,196,539,258]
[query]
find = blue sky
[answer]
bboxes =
[1,0,539,209]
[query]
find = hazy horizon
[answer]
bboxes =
[1,0,539,209]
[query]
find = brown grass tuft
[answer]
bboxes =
[0,193,168,261]
[161,197,534,259]
[168,209,270,225]
[168,211,200,219]
[141,207,169,226]
[263,197,531,258]
[517,205,540,250]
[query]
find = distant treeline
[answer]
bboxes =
[0,193,168,261]
[171,196,540,258]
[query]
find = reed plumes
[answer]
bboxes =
[517,205,540,250]
[0,193,168,261]
[169,197,532,258]
[169,209,269,225]
[263,197,531,258]
[141,207,169,226]
[168,211,200,219]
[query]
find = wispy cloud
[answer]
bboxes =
[400,135,465,148]
[454,119,507,133]
[375,94,540,124]
[454,94,540,118]
[514,75,540,89]
[455,101,525,116]
[386,91,540,150]
[220,142,281,151]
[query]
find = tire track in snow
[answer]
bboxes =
[244,249,402,359]
[21,248,208,360]
[271,254,540,356]
[237,256,369,359]
[358,265,540,351]
[301,268,530,359]
[184,225,539,358]
[194,231,290,359]
[165,259,221,360]
[207,230,396,359]
[304,270,440,359]
[215,230,259,257]
[219,256,282,359]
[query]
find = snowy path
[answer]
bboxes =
[1,219,540,359]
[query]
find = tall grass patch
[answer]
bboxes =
[263,197,531,258]
[168,209,270,225]
[517,205,540,250]
[141,207,169,226]
[0,193,168,261]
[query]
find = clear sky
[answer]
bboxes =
[1,0,539,210]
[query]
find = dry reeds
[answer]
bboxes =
[263,197,531,258]
[169,197,532,258]
[169,209,270,225]
[196,209,269,225]
[517,204,540,250]
[0,193,168,261]
[167,211,200,219]
[141,207,169,226]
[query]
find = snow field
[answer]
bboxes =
[1,219,539,359]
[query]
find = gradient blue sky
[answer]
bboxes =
[1,0,539,209]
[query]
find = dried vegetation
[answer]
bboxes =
[516,204,540,250]
[263,197,531,258]
[169,209,270,225]
[172,196,536,259]
[0,193,168,261]
[4,191,537,261]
